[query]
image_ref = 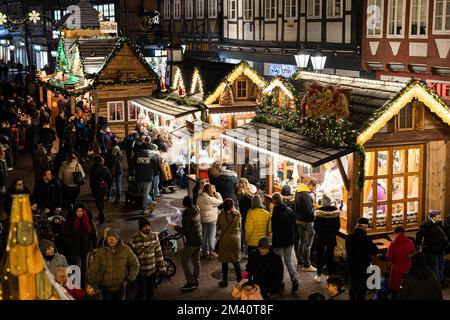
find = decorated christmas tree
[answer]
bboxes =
[69,44,84,78]
[219,83,234,105]
[55,39,69,75]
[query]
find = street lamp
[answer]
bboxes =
[294,50,310,69]
[311,51,327,72]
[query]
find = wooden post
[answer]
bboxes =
[39,86,44,104]
[346,152,361,234]
[265,157,273,208]
[70,96,76,115]
[337,158,350,191]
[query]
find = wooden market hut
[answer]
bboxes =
[169,60,267,129]
[224,71,450,235]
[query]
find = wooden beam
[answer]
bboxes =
[366,129,450,146]
[445,141,450,217]
[345,152,361,234]
[337,158,350,191]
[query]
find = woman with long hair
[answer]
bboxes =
[208,161,222,186]
[58,153,85,212]
[237,178,253,256]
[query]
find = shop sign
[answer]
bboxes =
[100,21,118,34]
[427,82,450,100]
[265,63,297,78]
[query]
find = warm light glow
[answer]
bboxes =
[190,68,204,96]
[357,83,450,145]
[263,78,294,100]
[131,100,175,120]
[171,66,185,91]
[204,62,267,105]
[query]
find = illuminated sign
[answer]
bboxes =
[100,21,118,34]
[265,63,297,78]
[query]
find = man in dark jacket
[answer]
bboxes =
[173,196,202,291]
[39,122,56,155]
[215,164,239,208]
[132,143,157,215]
[246,236,284,299]
[313,194,341,283]
[416,210,449,287]
[271,193,298,293]
[345,217,380,300]
[106,139,123,205]
[33,169,63,214]
[55,110,66,144]
[294,178,318,271]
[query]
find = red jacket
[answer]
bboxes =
[386,233,415,292]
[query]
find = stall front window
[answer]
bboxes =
[107,101,124,122]
[273,87,294,110]
[235,77,249,100]
[363,145,423,231]
[128,101,138,121]
[211,114,232,129]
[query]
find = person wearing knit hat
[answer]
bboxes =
[128,217,166,300]
[39,239,68,276]
[85,281,103,300]
[245,195,271,254]
[106,228,120,240]
[345,215,379,300]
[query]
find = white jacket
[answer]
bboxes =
[197,192,223,224]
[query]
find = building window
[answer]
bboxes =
[107,101,125,122]
[410,0,428,36]
[244,0,253,20]
[285,0,297,19]
[53,10,61,21]
[174,0,181,19]
[363,145,423,231]
[164,0,170,19]
[367,0,383,37]
[94,3,115,22]
[235,77,249,100]
[186,0,194,19]
[196,0,204,18]
[327,0,342,17]
[396,100,424,131]
[434,0,450,33]
[208,0,217,18]
[265,0,276,20]
[228,0,236,20]
[128,101,139,121]
[307,0,322,18]
[387,0,405,36]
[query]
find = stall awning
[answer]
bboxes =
[222,122,355,167]
[132,97,200,119]
[172,121,223,141]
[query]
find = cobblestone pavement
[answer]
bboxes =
[8,152,450,300]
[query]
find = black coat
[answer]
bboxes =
[238,194,252,226]
[55,116,66,140]
[39,127,56,154]
[64,212,97,257]
[271,203,297,248]
[132,151,155,182]
[215,170,238,207]
[314,206,341,246]
[416,219,449,255]
[294,186,315,223]
[33,178,63,212]
[398,267,443,300]
[174,206,202,247]
[89,165,113,197]
[345,227,379,276]
[246,249,284,297]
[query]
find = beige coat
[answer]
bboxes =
[197,192,223,224]
[58,159,85,187]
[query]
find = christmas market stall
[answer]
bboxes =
[223,71,450,235]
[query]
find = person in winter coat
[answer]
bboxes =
[48,214,67,256]
[313,194,341,282]
[150,144,162,199]
[39,121,56,155]
[345,217,380,300]
[197,183,223,260]
[326,276,348,300]
[172,196,202,291]
[75,117,90,161]
[39,239,68,276]
[132,143,157,215]
[4,178,31,215]
[237,178,255,256]
[55,267,86,300]
[232,278,263,300]
[106,139,123,205]
[55,110,66,148]
[33,169,63,215]
[384,226,415,298]
[31,142,50,183]
[294,178,318,272]
[85,281,103,300]
[87,228,139,300]
[30,196,54,242]
[398,252,443,300]
[192,178,206,206]
[217,198,242,287]
[64,203,97,287]
[208,161,222,187]
[271,193,299,293]
[416,210,449,287]
[215,164,239,208]
[245,195,272,253]
[246,237,284,300]
[89,156,113,224]
[58,153,85,212]
[128,218,167,300]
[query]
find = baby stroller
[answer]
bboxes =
[154,227,184,285]
[125,174,143,208]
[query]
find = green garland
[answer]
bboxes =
[153,90,207,120]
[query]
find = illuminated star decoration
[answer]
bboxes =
[0,12,7,25]
[28,10,41,24]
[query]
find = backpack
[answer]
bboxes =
[98,170,109,196]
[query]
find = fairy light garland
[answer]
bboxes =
[190,68,204,96]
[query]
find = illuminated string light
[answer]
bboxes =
[263,78,294,100]
[190,68,204,96]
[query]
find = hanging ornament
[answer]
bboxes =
[28,10,40,24]
[0,12,7,25]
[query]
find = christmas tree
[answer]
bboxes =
[69,44,84,78]
[55,39,69,75]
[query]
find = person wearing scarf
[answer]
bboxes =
[65,203,98,287]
